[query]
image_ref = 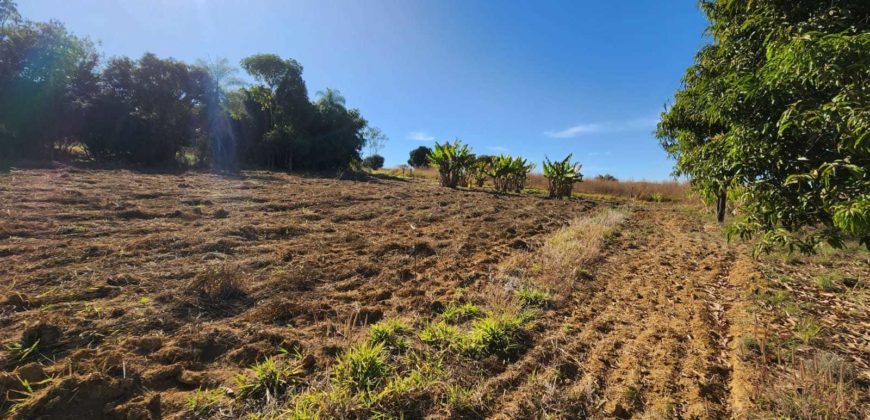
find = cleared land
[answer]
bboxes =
[0,168,866,419]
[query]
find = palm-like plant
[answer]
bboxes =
[543,154,583,198]
[488,155,534,193]
[428,140,476,188]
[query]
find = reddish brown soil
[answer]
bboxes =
[0,168,593,418]
[1,168,866,419]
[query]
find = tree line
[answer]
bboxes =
[0,0,383,171]
[658,0,869,252]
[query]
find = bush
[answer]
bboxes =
[428,140,476,188]
[363,154,385,170]
[408,146,432,168]
[543,154,583,198]
[595,174,618,182]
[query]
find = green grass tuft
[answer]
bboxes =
[441,302,482,323]
[463,313,527,359]
[236,357,303,401]
[514,287,551,308]
[333,342,390,393]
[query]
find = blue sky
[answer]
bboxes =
[20,0,708,180]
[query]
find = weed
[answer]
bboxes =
[814,274,840,292]
[236,357,303,401]
[514,287,551,308]
[369,319,410,352]
[418,321,461,349]
[5,340,41,366]
[441,302,482,324]
[445,384,474,411]
[333,342,390,393]
[793,318,823,345]
[186,388,225,417]
[463,313,527,359]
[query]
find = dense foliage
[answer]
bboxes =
[0,1,374,171]
[543,154,583,198]
[658,0,870,252]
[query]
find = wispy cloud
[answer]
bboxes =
[544,117,657,139]
[487,146,509,153]
[408,131,435,141]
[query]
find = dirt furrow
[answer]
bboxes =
[485,208,738,419]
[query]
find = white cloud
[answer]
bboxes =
[408,131,435,141]
[544,117,657,139]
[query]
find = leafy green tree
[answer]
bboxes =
[82,53,203,165]
[0,10,98,160]
[658,0,870,252]
[407,146,432,167]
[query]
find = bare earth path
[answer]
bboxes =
[479,207,741,419]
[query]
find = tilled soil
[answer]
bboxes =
[0,168,594,418]
[1,168,865,419]
[476,208,741,419]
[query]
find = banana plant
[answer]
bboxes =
[543,154,583,198]
[488,155,534,193]
[428,140,476,188]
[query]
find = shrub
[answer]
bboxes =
[363,154,385,170]
[408,146,432,168]
[542,154,583,198]
[428,140,476,188]
[333,342,390,393]
[488,155,533,193]
[236,357,303,401]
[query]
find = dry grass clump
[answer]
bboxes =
[539,208,628,288]
[756,352,867,418]
[572,179,689,202]
[188,265,247,300]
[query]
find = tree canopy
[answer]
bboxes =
[658,0,870,252]
[0,1,375,172]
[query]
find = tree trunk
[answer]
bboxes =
[716,193,726,224]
